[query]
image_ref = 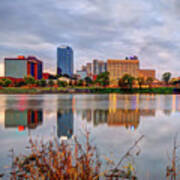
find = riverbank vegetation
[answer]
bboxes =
[1,71,180,94]
[0,87,177,94]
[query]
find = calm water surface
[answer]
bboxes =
[0,94,180,179]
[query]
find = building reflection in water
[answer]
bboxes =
[79,94,156,130]
[5,109,43,131]
[56,95,74,139]
[57,110,73,139]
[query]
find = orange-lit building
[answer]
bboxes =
[107,59,139,86]
[138,69,156,80]
[108,109,140,129]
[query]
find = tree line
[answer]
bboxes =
[0,72,174,88]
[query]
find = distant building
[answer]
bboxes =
[86,63,92,76]
[93,59,106,75]
[138,69,156,80]
[76,70,87,79]
[5,56,43,80]
[93,60,99,75]
[57,46,73,76]
[107,58,140,86]
[79,63,92,77]
[98,60,107,74]
[57,109,73,139]
[93,59,107,75]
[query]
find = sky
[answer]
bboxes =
[0,0,180,78]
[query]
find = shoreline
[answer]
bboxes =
[0,87,180,94]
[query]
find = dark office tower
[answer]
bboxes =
[57,46,74,76]
[57,109,73,139]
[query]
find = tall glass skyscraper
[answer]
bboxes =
[57,46,74,76]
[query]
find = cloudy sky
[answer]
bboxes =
[0,0,180,78]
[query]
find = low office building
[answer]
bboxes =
[138,69,156,80]
[107,59,140,86]
[5,56,43,80]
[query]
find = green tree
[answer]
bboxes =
[162,72,171,85]
[57,80,68,87]
[137,77,145,89]
[3,79,12,87]
[0,80,4,87]
[24,76,35,85]
[95,72,109,87]
[39,79,47,87]
[48,79,54,87]
[119,74,134,89]
[14,80,26,87]
[77,79,84,86]
[84,77,93,86]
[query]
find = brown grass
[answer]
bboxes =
[10,131,142,180]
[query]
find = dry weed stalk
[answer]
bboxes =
[166,134,180,180]
[11,132,101,180]
[10,132,144,180]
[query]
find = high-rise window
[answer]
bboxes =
[57,46,74,76]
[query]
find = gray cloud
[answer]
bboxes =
[0,0,180,77]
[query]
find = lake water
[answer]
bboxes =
[0,94,180,179]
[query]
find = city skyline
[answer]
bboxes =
[0,0,180,78]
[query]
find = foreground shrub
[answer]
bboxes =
[11,132,101,180]
[10,132,143,179]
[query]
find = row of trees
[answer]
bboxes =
[93,72,173,88]
[0,72,173,88]
[0,77,67,88]
[118,74,154,89]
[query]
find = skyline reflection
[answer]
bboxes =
[1,94,180,179]
[57,109,73,139]
[5,109,43,131]
[2,94,180,133]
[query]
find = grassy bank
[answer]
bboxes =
[0,87,178,94]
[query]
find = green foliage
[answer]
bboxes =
[0,79,12,87]
[0,80,4,86]
[84,76,93,86]
[96,72,109,87]
[119,74,134,89]
[77,79,84,86]
[14,81,26,87]
[162,72,171,84]
[48,75,57,80]
[57,80,68,87]
[4,79,12,87]
[38,79,47,87]
[24,76,35,85]
[48,79,54,86]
